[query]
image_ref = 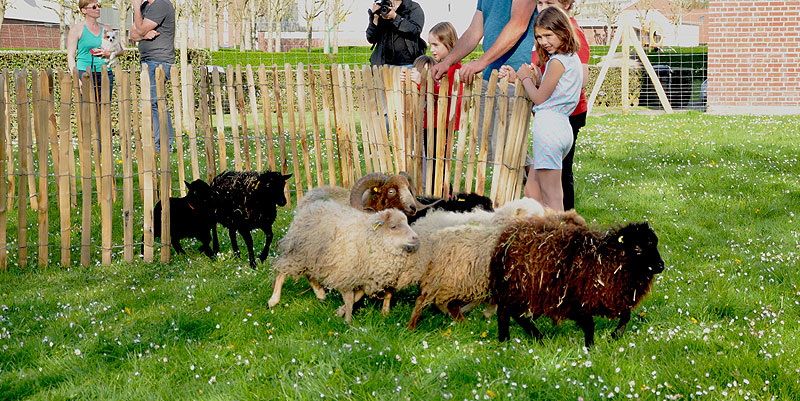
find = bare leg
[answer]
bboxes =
[535,169,564,212]
[308,277,327,301]
[267,272,287,308]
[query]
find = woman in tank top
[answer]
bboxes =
[67,0,123,99]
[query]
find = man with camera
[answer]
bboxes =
[366,0,425,66]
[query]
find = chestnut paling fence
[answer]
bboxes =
[0,64,533,270]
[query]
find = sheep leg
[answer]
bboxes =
[258,229,274,262]
[267,272,287,308]
[496,302,512,342]
[171,238,186,255]
[211,224,220,254]
[408,294,430,330]
[308,277,327,301]
[336,289,364,317]
[381,289,393,316]
[341,290,355,324]
[513,314,543,341]
[574,314,596,349]
[460,299,482,315]
[447,303,465,322]
[239,230,258,268]
[197,229,214,258]
[481,303,498,319]
[228,229,240,256]
[611,310,631,340]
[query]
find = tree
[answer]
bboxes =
[263,0,293,52]
[43,0,81,50]
[325,0,353,54]
[593,0,621,45]
[633,0,655,46]
[669,0,699,45]
[0,0,13,40]
[302,0,325,52]
[113,0,132,47]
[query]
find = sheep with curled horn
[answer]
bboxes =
[348,172,435,215]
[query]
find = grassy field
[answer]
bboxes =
[1,112,799,400]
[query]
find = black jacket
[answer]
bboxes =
[366,0,425,66]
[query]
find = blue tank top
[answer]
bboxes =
[76,24,107,72]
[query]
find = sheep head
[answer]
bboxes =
[350,172,433,216]
[611,222,665,275]
[184,179,216,210]
[253,172,293,206]
[373,208,420,253]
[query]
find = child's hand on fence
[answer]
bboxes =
[499,65,517,83]
[409,68,421,85]
[532,65,542,86]
[517,63,532,84]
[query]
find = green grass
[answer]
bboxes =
[208,46,487,67]
[1,113,799,399]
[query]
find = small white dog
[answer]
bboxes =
[100,29,121,67]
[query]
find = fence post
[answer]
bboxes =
[140,66,156,263]
[464,73,483,194]
[211,67,227,172]
[318,64,337,186]
[284,63,304,200]
[257,65,276,172]
[296,63,314,189]
[476,70,498,197]
[245,65,263,172]
[170,64,187,196]
[198,67,217,183]
[156,66,171,264]
[352,67,374,176]
[34,70,50,267]
[343,65,361,182]
[118,70,134,263]
[226,65,243,172]
[452,71,470,194]
[15,69,30,268]
[3,69,13,215]
[184,67,201,181]
[272,65,291,203]
[100,68,114,265]
[0,71,8,271]
[77,72,92,266]
[234,65,251,170]
[307,64,325,184]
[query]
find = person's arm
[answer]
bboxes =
[432,10,484,80]
[390,2,423,38]
[517,60,563,105]
[470,0,536,73]
[130,0,160,42]
[366,5,381,44]
[66,23,81,73]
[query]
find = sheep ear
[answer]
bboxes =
[184,180,192,187]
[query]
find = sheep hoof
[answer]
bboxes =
[335,305,345,317]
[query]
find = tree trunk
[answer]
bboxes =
[306,20,313,52]
[323,8,330,54]
[275,21,282,53]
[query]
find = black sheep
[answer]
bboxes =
[211,170,292,268]
[490,218,664,348]
[408,192,494,224]
[153,179,217,257]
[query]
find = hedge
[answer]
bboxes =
[0,48,211,72]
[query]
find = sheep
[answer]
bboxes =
[267,200,419,323]
[489,219,664,348]
[405,204,577,330]
[406,192,494,224]
[152,179,217,257]
[210,170,292,268]
[349,172,432,216]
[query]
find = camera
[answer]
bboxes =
[375,0,393,16]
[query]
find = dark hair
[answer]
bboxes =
[533,7,580,69]
[413,55,435,72]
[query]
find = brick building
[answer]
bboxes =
[707,1,800,114]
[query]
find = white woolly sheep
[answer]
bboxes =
[267,200,419,323]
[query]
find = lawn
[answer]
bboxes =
[1,112,799,400]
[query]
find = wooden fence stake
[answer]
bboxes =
[284,63,304,200]
[156,67,171,263]
[343,65,362,181]
[296,63,314,189]
[307,64,325,184]
[352,67,374,175]
[476,71,498,197]
[35,70,50,267]
[245,65,263,172]
[257,65,276,172]
[57,71,73,266]
[170,64,186,196]
[77,72,92,266]
[118,70,134,263]
[15,69,30,268]
[198,67,216,183]
[272,65,291,204]
[318,64,337,185]
[3,69,13,214]
[99,68,113,265]
[185,67,201,181]
[140,66,156,262]
[0,71,8,271]
[211,68,227,171]
[226,65,243,171]
[234,65,251,170]
[452,71,471,193]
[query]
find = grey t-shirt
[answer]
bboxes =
[138,0,175,64]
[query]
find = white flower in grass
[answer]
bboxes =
[75,349,81,356]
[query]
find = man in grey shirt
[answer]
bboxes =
[131,0,175,151]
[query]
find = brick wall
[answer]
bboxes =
[0,19,61,49]
[707,1,800,114]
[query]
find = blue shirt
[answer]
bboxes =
[477,0,537,79]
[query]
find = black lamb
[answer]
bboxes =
[153,179,217,257]
[211,170,292,268]
[407,192,494,224]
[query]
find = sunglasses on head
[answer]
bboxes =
[85,4,101,9]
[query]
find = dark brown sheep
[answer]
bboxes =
[490,218,664,348]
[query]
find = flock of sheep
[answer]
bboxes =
[158,170,665,348]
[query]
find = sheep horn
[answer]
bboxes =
[399,171,441,211]
[350,172,389,210]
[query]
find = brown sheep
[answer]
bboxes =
[490,218,664,348]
